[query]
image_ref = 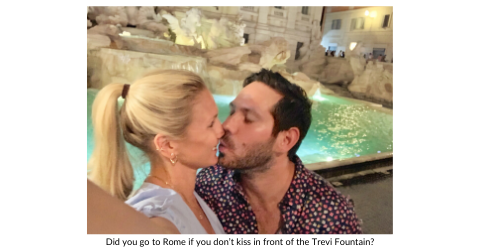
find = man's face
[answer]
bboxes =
[218,81,283,172]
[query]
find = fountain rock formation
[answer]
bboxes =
[204,37,290,72]
[87,6,169,49]
[291,41,355,86]
[345,42,366,78]
[277,70,336,96]
[88,48,208,90]
[348,61,393,104]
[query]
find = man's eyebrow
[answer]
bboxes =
[246,108,260,118]
[230,101,260,118]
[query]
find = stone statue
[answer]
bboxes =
[311,20,322,41]
[201,16,245,49]
[161,9,202,48]
[162,8,245,50]
[346,41,367,78]
[254,37,291,70]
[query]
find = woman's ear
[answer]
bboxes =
[153,134,174,158]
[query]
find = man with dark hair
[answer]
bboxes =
[195,69,361,234]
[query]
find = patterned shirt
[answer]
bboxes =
[195,156,362,234]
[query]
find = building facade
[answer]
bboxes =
[167,6,324,63]
[320,6,393,61]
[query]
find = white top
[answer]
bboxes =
[126,183,225,234]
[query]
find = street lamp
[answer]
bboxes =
[349,42,357,51]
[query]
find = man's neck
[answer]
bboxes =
[240,156,296,208]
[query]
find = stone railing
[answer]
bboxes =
[301,15,310,21]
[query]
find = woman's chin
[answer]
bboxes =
[207,155,219,167]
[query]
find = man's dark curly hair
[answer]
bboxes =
[243,69,312,162]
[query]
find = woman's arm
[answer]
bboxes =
[87,179,180,234]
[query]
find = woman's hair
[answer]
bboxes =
[88,69,206,200]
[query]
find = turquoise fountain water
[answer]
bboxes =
[87,89,393,190]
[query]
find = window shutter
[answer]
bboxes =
[383,15,390,28]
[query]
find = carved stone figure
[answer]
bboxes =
[162,8,245,49]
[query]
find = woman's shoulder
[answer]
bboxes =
[125,183,199,233]
[126,183,182,217]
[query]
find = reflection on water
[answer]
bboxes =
[87,90,393,189]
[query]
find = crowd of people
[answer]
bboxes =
[366,53,388,62]
[325,50,392,63]
[87,69,362,234]
[325,50,345,58]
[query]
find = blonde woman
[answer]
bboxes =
[88,70,225,234]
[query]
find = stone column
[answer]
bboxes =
[310,7,324,44]
[286,6,298,30]
[285,7,299,62]
[254,7,272,44]
[257,6,269,24]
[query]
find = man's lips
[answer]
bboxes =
[218,141,228,153]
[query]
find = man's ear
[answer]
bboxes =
[275,127,300,154]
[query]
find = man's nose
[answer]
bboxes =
[214,118,224,139]
[222,114,239,135]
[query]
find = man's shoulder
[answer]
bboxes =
[299,167,351,206]
[295,166,362,233]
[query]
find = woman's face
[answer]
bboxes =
[175,89,224,169]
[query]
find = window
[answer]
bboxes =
[350,17,365,30]
[243,33,249,44]
[295,42,304,60]
[373,48,386,59]
[331,19,341,30]
[274,6,283,9]
[241,6,254,12]
[382,14,391,28]
[302,7,309,15]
